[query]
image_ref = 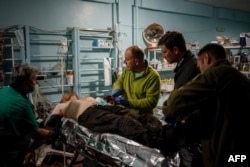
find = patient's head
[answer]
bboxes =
[60,90,79,103]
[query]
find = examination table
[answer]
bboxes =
[37,94,180,167]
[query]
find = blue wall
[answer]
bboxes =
[1,0,250,50]
[119,0,250,49]
[0,0,114,30]
[1,0,250,101]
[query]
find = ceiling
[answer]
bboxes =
[187,0,250,13]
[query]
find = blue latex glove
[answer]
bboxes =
[164,116,177,127]
[47,128,60,144]
[114,96,129,107]
[53,128,60,138]
[111,89,121,97]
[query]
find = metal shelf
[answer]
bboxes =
[26,25,74,103]
[73,27,115,97]
[224,45,250,49]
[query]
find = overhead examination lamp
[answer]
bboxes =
[143,23,165,49]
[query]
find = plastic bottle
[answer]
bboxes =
[66,71,74,85]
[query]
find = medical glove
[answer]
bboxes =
[114,96,129,107]
[164,116,177,127]
[47,128,60,144]
[53,128,60,138]
[111,89,121,97]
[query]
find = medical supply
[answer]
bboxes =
[66,70,74,85]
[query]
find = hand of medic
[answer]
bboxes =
[111,89,121,97]
[114,96,129,107]
[23,150,35,167]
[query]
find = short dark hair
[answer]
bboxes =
[126,45,144,61]
[10,64,38,88]
[158,31,187,51]
[198,43,226,60]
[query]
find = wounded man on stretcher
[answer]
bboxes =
[45,96,179,167]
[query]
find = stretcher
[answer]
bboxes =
[59,118,180,167]
[38,94,180,167]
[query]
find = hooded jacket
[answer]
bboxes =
[164,60,250,167]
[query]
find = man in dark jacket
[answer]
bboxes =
[158,31,201,167]
[158,31,199,89]
[163,43,250,167]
